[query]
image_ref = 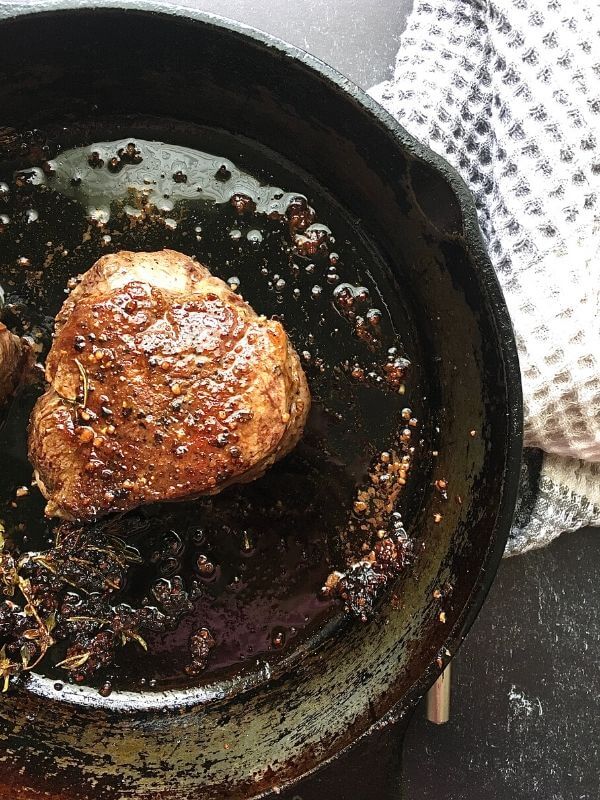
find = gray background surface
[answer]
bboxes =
[167,0,411,89]
[164,2,599,799]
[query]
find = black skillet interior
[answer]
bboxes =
[0,5,522,799]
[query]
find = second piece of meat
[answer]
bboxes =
[0,322,32,413]
[29,250,310,521]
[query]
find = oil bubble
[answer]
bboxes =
[190,527,206,546]
[229,229,242,240]
[14,167,45,187]
[227,276,241,290]
[87,151,104,169]
[23,209,39,224]
[164,218,177,230]
[306,222,331,237]
[0,182,9,197]
[87,207,110,225]
[196,554,216,579]
[246,229,263,245]
[124,205,143,218]
[158,198,174,213]
[271,628,286,649]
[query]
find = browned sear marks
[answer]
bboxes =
[29,250,310,521]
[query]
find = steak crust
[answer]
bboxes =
[29,250,310,521]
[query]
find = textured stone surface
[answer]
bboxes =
[404,526,600,800]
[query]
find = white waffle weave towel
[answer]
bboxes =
[370,0,600,554]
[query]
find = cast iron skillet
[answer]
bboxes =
[0,3,522,798]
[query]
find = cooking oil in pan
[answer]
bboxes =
[0,120,425,693]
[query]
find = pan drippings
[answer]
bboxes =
[0,122,423,693]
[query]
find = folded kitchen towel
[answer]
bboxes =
[370,0,600,555]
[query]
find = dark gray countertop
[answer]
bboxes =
[167,2,599,797]
[404,526,599,800]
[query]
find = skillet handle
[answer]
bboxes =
[279,712,412,800]
[426,664,452,724]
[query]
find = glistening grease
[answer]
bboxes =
[0,122,425,694]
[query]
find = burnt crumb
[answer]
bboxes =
[107,156,124,174]
[325,530,412,624]
[87,151,104,169]
[293,225,330,259]
[60,631,116,682]
[0,600,30,640]
[20,524,136,596]
[41,160,56,177]
[334,563,388,622]
[323,429,415,624]
[185,627,216,676]
[286,196,315,234]
[151,576,193,618]
[374,535,408,573]
[383,355,411,388]
[0,520,209,692]
[230,193,256,215]
[172,171,188,184]
[271,628,286,648]
[215,165,231,182]
[117,142,143,165]
[434,478,449,499]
